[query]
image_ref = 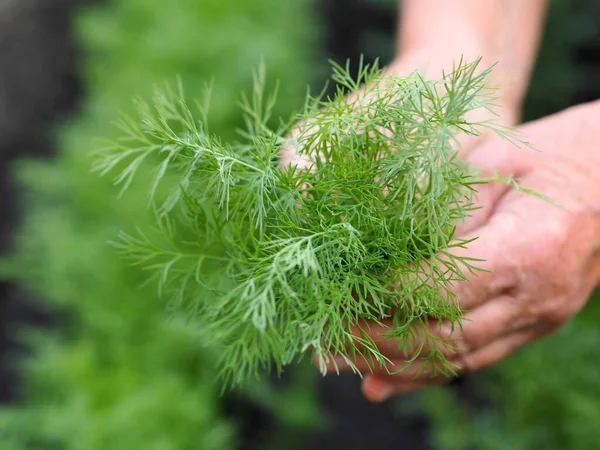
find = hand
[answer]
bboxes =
[326,100,600,402]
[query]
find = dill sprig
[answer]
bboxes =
[94,58,525,388]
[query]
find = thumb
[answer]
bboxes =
[445,208,523,311]
[456,136,534,237]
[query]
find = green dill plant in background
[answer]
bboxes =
[97,56,531,388]
[0,0,323,448]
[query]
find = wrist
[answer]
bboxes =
[394,1,549,125]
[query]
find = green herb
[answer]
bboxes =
[94,58,525,388]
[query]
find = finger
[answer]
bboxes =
[279,135,313,170]
[362,327,539,402]
[320,353,394,375]
[337,319,460,368]
[455,135,536,237]
[361,374,427,403]
[455,327,539,375]
[327,295,522,378]
[442,207,526,312]
[466,131,535,177]
[391,296,523,379]
[319,319,449,375]
[372,295,519,357]
[454,180,509,238]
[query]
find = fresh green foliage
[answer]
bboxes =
[0,0,322,448]
[97,57,523,388]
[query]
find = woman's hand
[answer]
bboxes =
[325,100,600,402]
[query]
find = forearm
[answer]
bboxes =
[395,0,548,117]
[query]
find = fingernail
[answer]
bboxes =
[363,376,394,402]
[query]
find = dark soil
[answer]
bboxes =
[0,0,83,403]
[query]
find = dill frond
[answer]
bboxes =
[95,58,526,388]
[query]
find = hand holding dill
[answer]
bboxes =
[94,58,532,390]
[353,100,600,402]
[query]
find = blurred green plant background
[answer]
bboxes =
[1,0,600,449]
[0,0,323,448]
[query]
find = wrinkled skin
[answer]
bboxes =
[324,100,600,402]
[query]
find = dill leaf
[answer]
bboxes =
[95,58,528,388]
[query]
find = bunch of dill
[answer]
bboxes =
[94,58,523,388]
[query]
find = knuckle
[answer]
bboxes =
[522,222,570,272]
[537,296,572,325]
[514,217,578,296]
